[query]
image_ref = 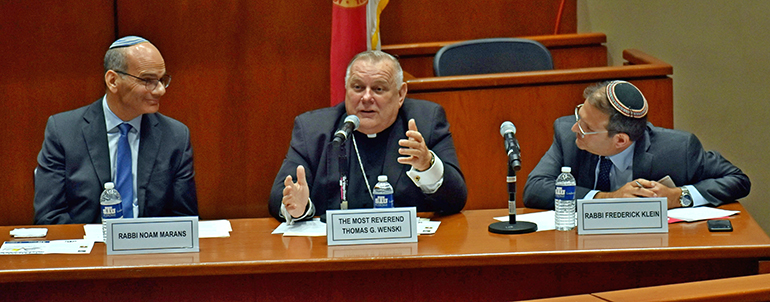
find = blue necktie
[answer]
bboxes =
[596,156,612,192]
[116,123,134,218]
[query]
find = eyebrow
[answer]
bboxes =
[578,110,598,131]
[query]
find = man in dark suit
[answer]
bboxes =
[524,80,750,210]
[269,50,467,223]
[34,36,197,224]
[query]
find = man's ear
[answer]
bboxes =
[105,70,119,93]
[613,132,632,150]
[397,82,407,107]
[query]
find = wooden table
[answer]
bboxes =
[1,203,768,301]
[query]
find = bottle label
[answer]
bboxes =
[102,203,123,219]
[373,194,394,208]
[555,185,576,200]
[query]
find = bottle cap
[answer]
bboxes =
[561,166,571,173]
[104,182,115,189]
[378,175,388,182]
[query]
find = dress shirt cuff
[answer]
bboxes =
[406,151,444,194]
[279,198,315,225]
[584,190,599,200]
[686,185,709,207]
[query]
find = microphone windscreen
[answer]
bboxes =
[500,121,516,136]
[345,115,360,130]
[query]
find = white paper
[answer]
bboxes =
[418,221,441,235]
[10,228,48,238]
[84,219,233,242]
[84,224,104,242]
[199,220,233,238]
[495,211,556,232]
[272,218,327,237]
[0,239,94,255]
[667,207,739,222]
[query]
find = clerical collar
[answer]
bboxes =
[358,123,395,139]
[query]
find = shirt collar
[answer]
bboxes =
[102,95,142,133]
[607,141,636,171]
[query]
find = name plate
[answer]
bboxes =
[577,198,667,235]
[326,207,418,246]
[105,216,199,255]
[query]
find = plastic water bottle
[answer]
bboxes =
[555,166,576,231]
[373,175,394,208]
[100,182,123,240]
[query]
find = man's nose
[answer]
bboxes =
[152,82,166,97]
[571,121,580,135]
[362,88,374,101]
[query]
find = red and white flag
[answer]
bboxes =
[330,0,388,106]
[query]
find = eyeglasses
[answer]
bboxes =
[114,70,171,91]
[574,104,609,138]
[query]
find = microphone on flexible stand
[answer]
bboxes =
[489,121,537,234]
[333,115,360,147]
[500,121,522,171]
[334,115,359,211]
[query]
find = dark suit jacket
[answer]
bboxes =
[523,116,750,209]
[269,98,467,221]
[34,99,198,224]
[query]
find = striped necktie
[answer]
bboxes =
[116,123,134,218]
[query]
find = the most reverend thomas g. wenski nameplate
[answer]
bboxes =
[105,216,199,255]
[577,198,667,235]
[326,207,418,246]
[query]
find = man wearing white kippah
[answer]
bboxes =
[524,80,750,210]
[34,36,198,224]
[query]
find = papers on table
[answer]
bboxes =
[668,207,739,223]
[198,220,233,238]
[10,228,48,238]
[418,220,441,235]
[272,218,327,236]
[271,218,442,236]
[0,239,94,255]
[495,211,556,232]
[84,219,233,242]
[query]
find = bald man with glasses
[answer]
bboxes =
[34,36,198,224]
[523,81,749,210]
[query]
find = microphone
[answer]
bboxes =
[333,115,360,146]
[488,121,536,235]
[500,121,521,171]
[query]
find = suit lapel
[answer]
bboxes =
[382,114,407,192]
[578,151,598,189]
[632,127,653,179]
[82,101,111,187]
[137,114,161,216]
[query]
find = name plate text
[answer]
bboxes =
[326,207,417,246]
[106,216,199,255]
[578,198,667,235]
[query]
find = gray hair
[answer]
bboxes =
[344,50,403,87]
[104,47,129,74]
[584,81,647,141]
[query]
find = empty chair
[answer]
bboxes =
[433,38,554,76]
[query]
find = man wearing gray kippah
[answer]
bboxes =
[524,80,750,209]
[34,36,198,224]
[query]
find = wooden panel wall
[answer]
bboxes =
[0,1,577,225]
[0,1,115,225]
[380,0,577,44]
[114,1,333,220]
